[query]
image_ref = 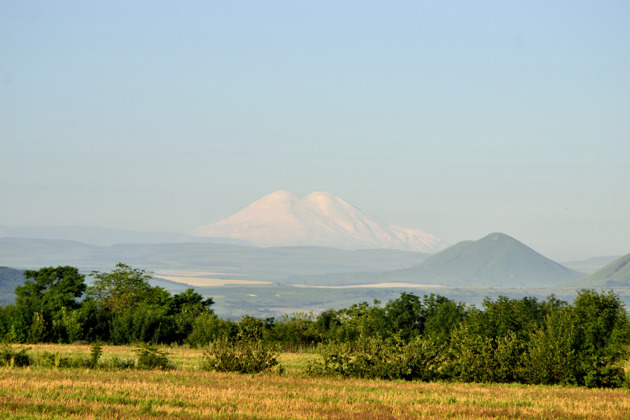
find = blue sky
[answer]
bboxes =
[2,1,629,260]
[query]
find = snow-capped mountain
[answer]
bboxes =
[192,190,446,253]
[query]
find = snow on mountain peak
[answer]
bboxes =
[193,191,446,253]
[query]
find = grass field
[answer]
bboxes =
[0,344,628,419]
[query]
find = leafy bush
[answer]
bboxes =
[106,355,136,370]
[317,335,413,380]
[447,326,523,383]
[202,339,281,374]
[34,349,102,369]
[134,343,175,370]
[36,351,74,368]
[0,343,30,367]
[309,291,630,388]
[186,312,229,347]
[309,335,449,381]
[523,290,630,387]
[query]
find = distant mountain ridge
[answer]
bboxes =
[193,190,446,253]
[290,233,585,288]
[0,237,428,279]
[0,225,250,247]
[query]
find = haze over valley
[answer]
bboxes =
[3,1,629,319]
[2,191,628,318]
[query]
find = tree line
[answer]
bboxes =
[0,263,629,387]
[0,264,214,344]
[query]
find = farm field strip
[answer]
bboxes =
[0,345,628,419]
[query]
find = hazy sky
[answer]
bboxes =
[2,1,629,261]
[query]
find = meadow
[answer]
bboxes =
[0,344,628,419]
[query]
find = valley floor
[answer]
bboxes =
[0,344,629,419]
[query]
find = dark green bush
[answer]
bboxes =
[522,290,630,387]
[447,326,523,383]
[310,291,630,388]
[88,341,103,368]
[0,343,30,367]
[186,312,229,347]
[309,334,449,381]
[134,343,175,370]
[37,351,74,368]
[318,335,412,380]
[202,338,281,374]
[107,355,136,370]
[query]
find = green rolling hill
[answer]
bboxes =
[565,253,630,288]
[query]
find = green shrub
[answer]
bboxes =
[88,341,103,368]
[107,355,136,370]
[522,291,630,388]
[186,312,227,347]
[134,343,175,370]
[309,335,449,381]
[447,326,524,383]
[0,343,30,367]
[36,351,74,368]
[307,341,353,377]
[202,338,281,374]
[321,335,412,380]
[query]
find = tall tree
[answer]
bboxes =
[384,292,423,341]
[14,266,86,342]
[87,263,163,313]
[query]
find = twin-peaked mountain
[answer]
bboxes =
[289,233,586,288]
[193,190,447,253]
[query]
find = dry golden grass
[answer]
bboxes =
[0,344,628,419]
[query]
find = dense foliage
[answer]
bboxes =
[202,338,281,374]
[1,264,629,387]
[0,264,214,345]
[310,291,630,387]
